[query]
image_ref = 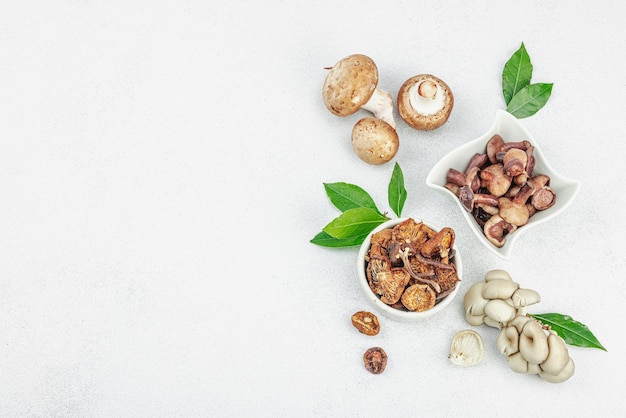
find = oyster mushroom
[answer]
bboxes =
[322,54,395,128]
[449,330,484,367]
[497,325,520,356]
[519,320,550,365]
[397,74,454,130]
[351,117,399,165]
[540,358,575,383]
[539,331,571,376]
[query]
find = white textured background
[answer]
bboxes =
[1,1,624,416]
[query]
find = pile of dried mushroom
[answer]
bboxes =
[365,218,459,312]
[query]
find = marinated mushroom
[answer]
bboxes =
[397,74,454,130]
[322,54,395,128]
[351,117,399,165]
[446,135,558,247]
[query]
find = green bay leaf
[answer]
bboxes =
[388,162,407,218]
[506,83,553,118]
[310,230,369,247]
[502,42,533,105]
[531,313,607,351]
[323,182,381,214]
[322,207,387,240]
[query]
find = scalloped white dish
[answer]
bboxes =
[426,110,580,260]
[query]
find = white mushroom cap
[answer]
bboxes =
[484,269,513,282]
[351,117,399,165]
[484,299,517,325]
[511,288,541,309]
[540,358,575,383]
[539,331,571,376]
[397,74,454,130]
[519,320,550,365]
[463,281,488,316]
[449,330,484,367]
[322,54,396,128]
[482,278,520,300]
[497,325,520,356]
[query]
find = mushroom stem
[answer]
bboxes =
[361,88,396,129]
[397,248,442,293]
[418,80,438,99]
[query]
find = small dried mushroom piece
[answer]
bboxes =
[351,311,381,336]
[363,347,388,374]
[449,330,484,367]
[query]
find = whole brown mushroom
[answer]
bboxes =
[322,54,395,128]
[351,117,399,165]
[397,74,454,130]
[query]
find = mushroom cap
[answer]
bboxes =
[540,358,575,383]
[351,117,399,165]
[449,329,484,367]
[519,320,550,365]
[539,332,571,376]
[322,54,378,117]
[482,278,520,300]
[397,74,454,130]
[497,325,520,356]
[463,281,488,316]
[484,299,517,324]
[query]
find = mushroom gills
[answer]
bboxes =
[449,330,484,367]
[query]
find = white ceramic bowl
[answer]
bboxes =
[357,217,462,322]
[426,109,580,259]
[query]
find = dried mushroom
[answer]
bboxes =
[351,311,381,336]
[364,218,460,312]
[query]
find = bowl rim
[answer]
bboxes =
[425,109,581,259]
[356,217,463,322]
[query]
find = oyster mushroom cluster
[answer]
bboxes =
[463,269,575,383]
[322,54,453,165]
[365,218,459,312]
[445,134,556,247]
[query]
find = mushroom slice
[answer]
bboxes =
[398,74,454,130]
[449,330,484,367]
[401,283,436,311]
[322,54,395,128]
[370,228,393,248]
[377,267,410,305]
[392,218,435,246]
[351,117,399,165]
[420,227,455,260]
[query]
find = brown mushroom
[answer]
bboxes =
[397,74,454,130]
[459,167,499,212]
[483,214,517,247]
[351,117,399,165]
[480,163,512,197]
[322,54,395,128]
